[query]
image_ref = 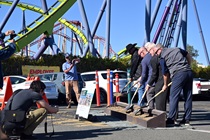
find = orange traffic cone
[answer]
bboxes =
[0,77,13,110]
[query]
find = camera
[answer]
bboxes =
[10,33,17,40]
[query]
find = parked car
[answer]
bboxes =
[37,72,85,104]
[81,70,135,103]
[193,78,210,95]
[0,75,59,101]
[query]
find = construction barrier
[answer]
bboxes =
[127,69,131,104]
[110,71,114,105]
[0,77,13,110]
[115,73,120,102]
[107,69,110,106]
[95,71,100,106]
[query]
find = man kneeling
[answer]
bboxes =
[0,80,59,139]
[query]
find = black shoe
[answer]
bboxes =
[166,118,175,127]
[74,114,79,119]
[174,120,180,126]
[20,133,37,140]
[179,119,190,126]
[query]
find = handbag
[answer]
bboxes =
[1,90,27,136]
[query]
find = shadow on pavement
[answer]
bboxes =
[35,127,135,140]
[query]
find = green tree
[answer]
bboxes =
[187,44,199,60]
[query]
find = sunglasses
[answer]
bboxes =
[154,48,161,55]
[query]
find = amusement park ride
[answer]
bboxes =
[0,0,209,65]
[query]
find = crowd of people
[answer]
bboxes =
[125,42,193,127]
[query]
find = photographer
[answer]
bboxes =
[0,80,59,139]
[62,53,81,108]
[0,30,16,90]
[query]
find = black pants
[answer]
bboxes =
[155,80,169,111]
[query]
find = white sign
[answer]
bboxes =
[76,89,94,119]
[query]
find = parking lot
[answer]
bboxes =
[32,99,210,140]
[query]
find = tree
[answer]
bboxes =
[187,44,199,60]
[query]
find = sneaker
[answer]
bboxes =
[174,120,180,126]
[74,114,79,119]
[180,119,190,126]
[166,118,174,127]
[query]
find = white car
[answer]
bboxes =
[81,70,135,103]
[0,75,59,100]
[193,78,210,95]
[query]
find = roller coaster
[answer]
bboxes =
[0,0,209,65]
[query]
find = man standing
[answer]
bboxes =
[137,42,155,112]
[125,43,142,81]
[125,43,145,107]
[62,53,81,108]
[145,43,169,111]
[156,46,193,126]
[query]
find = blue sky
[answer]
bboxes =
[0,0,209,66]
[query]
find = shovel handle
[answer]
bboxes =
[127,80,139,91]
[120,81,132,93]
[138,88,148,106]
[147,82,172,106]
[130,84,141,103]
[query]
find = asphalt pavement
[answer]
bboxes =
[33,101,210,140]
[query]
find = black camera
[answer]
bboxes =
[10,33,17,40]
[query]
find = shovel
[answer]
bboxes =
[125,84,141,113]
[134,82,172,116]
[114,80,139,97]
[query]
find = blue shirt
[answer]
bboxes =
[140,53,153,85]
[160,58,169,75]
[62,61,78,81]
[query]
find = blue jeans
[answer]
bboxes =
[168,70,193,121]
[137,83,146,107]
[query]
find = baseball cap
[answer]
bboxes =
[65,53,70,58]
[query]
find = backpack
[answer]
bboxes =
[1,89,26,136]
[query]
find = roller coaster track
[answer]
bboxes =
[0,0,128,59]
[0,0,90,52]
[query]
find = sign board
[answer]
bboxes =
[22,65,60,75]
[76,89,94,119]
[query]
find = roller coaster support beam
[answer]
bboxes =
[78,0,97,57]
[151,0,162,32]
[92,0,107,37]
[173,0,183,48]
[0,0,20,32]
[181,0,187,50]
[41,0,48,14]
[70,31,73,55]
[105,0,111,58]
[192,0,210,65]
[145,0,151,43]
[152,0,173,43]
[42,0,61,56]
[74,33,83,55]
[21,10,28,56]
[162,0,180,47]
[142,0,162,45]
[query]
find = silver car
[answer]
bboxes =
[37,72,85,104]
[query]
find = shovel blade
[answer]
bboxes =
[113,92,123,97]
